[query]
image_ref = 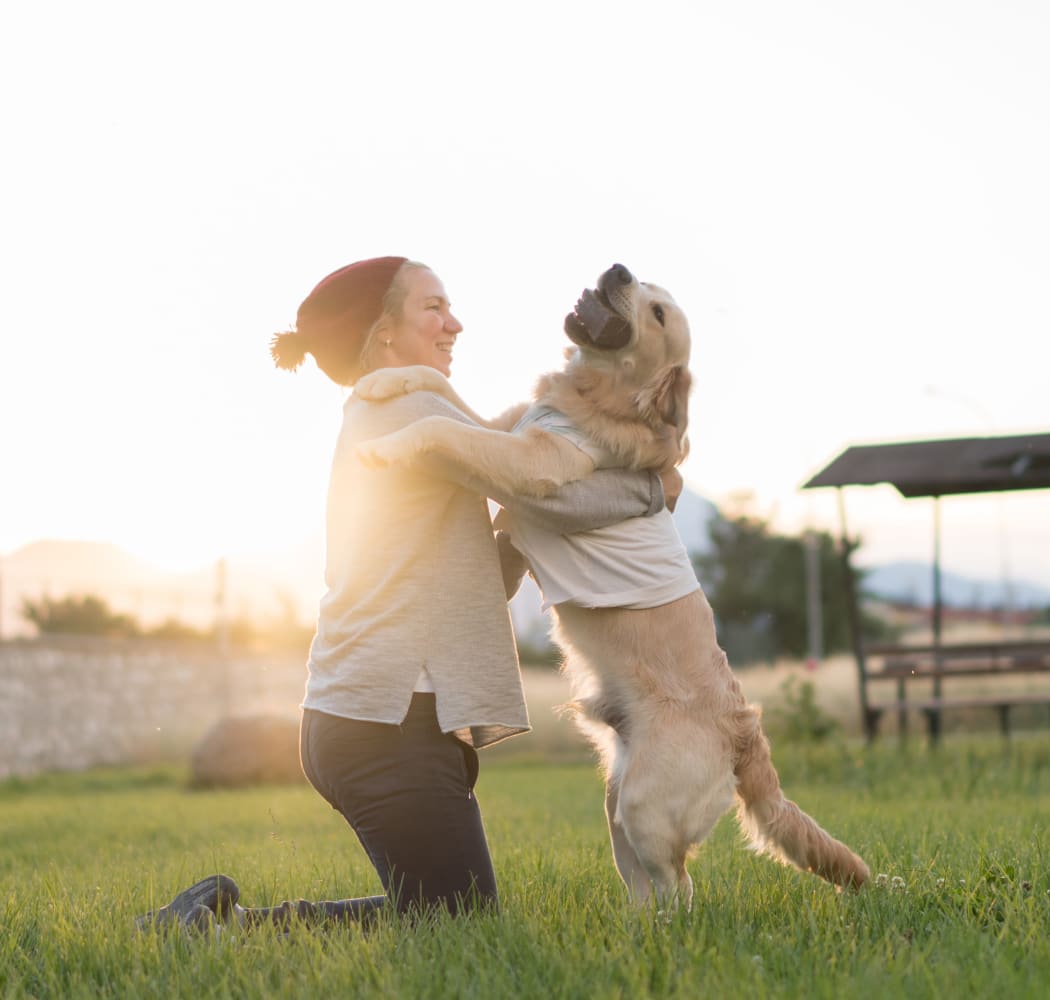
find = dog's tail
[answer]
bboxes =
[732,709,869,890]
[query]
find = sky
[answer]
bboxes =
[2,0,1049,594]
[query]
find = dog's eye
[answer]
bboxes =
[651,304,665,326]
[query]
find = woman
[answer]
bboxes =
[139,256,673,932]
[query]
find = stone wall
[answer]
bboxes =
[0,638,308,779]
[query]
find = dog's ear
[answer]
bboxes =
[663,366,692,462]
[638,366,691,461]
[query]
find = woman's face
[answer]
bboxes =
[382,267,463,377]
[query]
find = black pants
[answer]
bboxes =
[244,694,498,927]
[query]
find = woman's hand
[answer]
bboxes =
[660,467,683,512]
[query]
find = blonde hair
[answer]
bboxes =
[355,260,431,380]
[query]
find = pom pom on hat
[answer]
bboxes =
[272,255,409,385]
[270,330,309,371]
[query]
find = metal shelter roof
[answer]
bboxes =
[802,433,1050,498]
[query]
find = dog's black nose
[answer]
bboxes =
[597,263,635,299]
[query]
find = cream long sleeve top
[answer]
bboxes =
[302,390,663,748]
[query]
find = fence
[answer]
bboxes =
[0,637,308,780]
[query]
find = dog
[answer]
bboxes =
[355,263,869,907]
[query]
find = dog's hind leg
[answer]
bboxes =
[615,760,694,909]
[575,700,655,903]
[615,787,685,909]
[617,729,735,911]
[604,772,654,904]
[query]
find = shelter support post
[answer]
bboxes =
[929,496,943,744]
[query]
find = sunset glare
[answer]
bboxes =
[2,0,1049,620]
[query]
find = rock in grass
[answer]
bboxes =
[190,715,303,787]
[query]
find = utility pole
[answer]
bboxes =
[804,530,823,671]
[215,556,231,715]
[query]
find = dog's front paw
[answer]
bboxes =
[354,370,424,402]
[355,431,418,469]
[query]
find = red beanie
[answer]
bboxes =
[271,255,409,385]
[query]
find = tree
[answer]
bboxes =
[21,594,141,637]
[148,617,208,641]
[19,591,316,648]
[693,511,885,663]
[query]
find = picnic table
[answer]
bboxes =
[802,432,1050,743]
[860,639,1050,741]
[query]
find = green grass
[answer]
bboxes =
[2,739,1049,999]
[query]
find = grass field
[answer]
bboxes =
[2,734,1049,999]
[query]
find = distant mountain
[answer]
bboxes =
[669,487,720,556]
[0,538,323,638]
[4,539,164,588]
[860,560,1050,610]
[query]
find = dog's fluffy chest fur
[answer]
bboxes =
[533,363,689,474]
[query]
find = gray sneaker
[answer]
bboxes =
[135,874,240,931]
[183,903,219,935]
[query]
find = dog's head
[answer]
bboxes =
[564,263,692,460]
[564,263,690,369]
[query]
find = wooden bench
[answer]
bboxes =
[859,640,1050,742]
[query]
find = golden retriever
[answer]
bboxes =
[355,263,869,907]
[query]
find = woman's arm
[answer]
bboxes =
[498,467,667,532]
[423,454,666,532]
